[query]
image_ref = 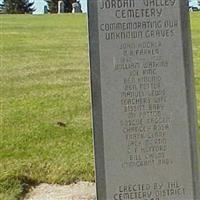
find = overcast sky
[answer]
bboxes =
[0,0,87,14]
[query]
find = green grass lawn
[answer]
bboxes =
[0,13,200,200]
[0,14,94,200]
[192,13,200,129]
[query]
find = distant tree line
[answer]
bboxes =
[0,0,78,14]
[0,0,35,14]
[45,0,76,13]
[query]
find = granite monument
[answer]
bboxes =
[88,0,200,200]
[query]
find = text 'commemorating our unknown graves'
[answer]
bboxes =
[88,0,200,200]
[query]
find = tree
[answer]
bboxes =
[64,0,73,13]
[45,0,58,13]
[1,0,35,14]
[45,0,75,13]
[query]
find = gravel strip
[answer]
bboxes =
[24,181,96,200]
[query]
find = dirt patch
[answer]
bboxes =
[24,181,96,200]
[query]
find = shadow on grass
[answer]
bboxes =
[0,176,38,200]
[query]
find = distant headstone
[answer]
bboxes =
[44,5,48,14]
[88,1,200,200]
[58,0,65,14]
[72,1,82,13]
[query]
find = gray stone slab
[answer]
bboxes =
[88,1,200,200]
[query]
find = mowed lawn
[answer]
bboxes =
[0,13,200,200]
[192,13,200,129]
[0,14,94,200]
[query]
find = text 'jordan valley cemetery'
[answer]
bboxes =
[88,0,200,200]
